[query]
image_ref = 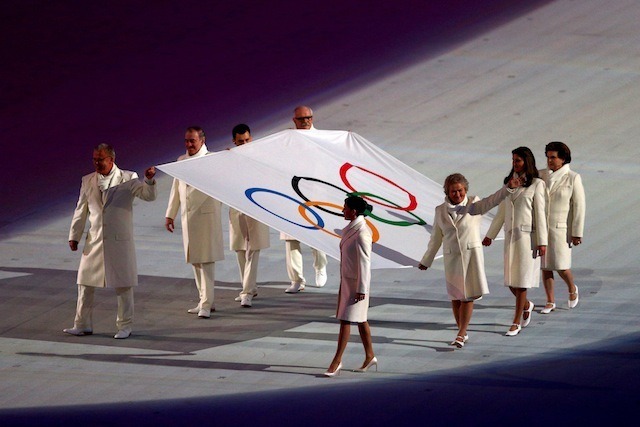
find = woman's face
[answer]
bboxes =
[512,153,525,174]
[546,150,565,172]
[447,183,467,205]
[342,203,357,220]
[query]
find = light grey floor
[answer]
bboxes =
[1,0,639,424]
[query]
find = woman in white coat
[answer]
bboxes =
[539,141,585,313]
[483,147,548,336]
[419,173,522,347]
[325,195,375,377]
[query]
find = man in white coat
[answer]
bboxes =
[229,124,271,307]
[281,105,328,293]
[64,143,157,339]
[165,126,224,318]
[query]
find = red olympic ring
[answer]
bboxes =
[339,162,417,211]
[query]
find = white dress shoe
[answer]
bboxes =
[198,308,211,318]
[187,306,200,314]
[505,324,521,336]
[314,268,327,287]
[285,282,305,293]
[354,357,378,372]
[63,327,93,336]
[568,285,579,309]
[540,302,556,314]
[522,301,534,328]
[240,294,253,307]
[235,292,257,302]
[114,330,131,339]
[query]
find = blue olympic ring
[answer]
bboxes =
[245,188,325,230]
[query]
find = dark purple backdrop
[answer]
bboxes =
[0,0,552,227]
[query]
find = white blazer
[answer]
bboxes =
[69,168,156,288]
[421,187,510,300]
[486,178,548,288]
[540,165,585,270]
[165,148,224,264]
[336,216,372,323]
[229,208,270,251]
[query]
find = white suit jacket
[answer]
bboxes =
[486,178,548,288]
[165,146,224,264]
[229,208,270,251]
[540,165,585,270]
[337,216,372,322]
[421,186,509,300]
[69,168,157,288]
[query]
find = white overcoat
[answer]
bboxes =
[540,165,585,270]
[486,178,548,288]
[336,216,372,323]
[420,187,510,300]
[229,208,270,251]
[165,147,224,264]
[69,168,157,288]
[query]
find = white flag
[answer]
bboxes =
[157,129,495,269]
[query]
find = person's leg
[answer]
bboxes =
[236,250,247,297]
[115,286,134,333]
[73,284,94,330]
[327,321,351,373]
[512,288,527,327]
[242,249,260,295]
[199,262,215,312]
[285,240,305,285]
[451,300,462,329]
[357,321,375,369]
[557,269,577,298]
[457,301,473,338]
[312,248,328,287]
[542,269,555,303]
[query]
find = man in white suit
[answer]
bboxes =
[281,105,328,293]
[64,143,157,339]
[165,126,224,318]
[230,124,271,307]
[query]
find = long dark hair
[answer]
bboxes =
[345,195,373,216]
[503,146,538,187]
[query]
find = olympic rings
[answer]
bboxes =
[244,161,428,241]
[245,188,325,229]
[297,201,381,243]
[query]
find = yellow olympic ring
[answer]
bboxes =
[297,201,380,243]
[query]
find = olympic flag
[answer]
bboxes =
[157,129,494,269]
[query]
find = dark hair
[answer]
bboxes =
[443,173,469,195]
[186,126,205,140]
[503,146,538,187]
[545,141,571,164]
[232,123,251,139]
[345,195,373,216]
[94,143,115,160]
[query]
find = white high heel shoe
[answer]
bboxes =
[540,302,556,314]
[354,357,378,372]
[324,362,342,377]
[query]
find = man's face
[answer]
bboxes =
[233,131,252,146]
[292,107,313,129]
[93,149,114,175]
[185,130,204,156]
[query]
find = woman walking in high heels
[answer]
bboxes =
[325,195,377,377]
[483,147,548,336]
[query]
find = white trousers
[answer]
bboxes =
[236,249,260,296]
[192,262,215,311]
[285,240,327,284]
[73,284,134,332]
